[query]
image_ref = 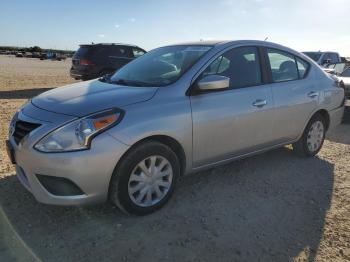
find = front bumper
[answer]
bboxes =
[8,104,129,206]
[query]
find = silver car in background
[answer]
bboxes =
[7,40,345,215]
[336,66,350,98]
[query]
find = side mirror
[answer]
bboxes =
[196,75,230,91]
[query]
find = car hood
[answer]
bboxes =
[32,80,158,117]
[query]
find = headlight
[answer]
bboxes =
[34,108,123,153]
[9,112,19,138]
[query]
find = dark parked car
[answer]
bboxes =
[302,51,341,65]
[70,43,146,80]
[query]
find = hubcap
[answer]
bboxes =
[128,155,173,207]
[307,120,324,152]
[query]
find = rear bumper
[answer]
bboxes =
[328,105,345,130]
[70,67,100,80]
[70,71,84,79]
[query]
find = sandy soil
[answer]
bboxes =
[0,55,349,262]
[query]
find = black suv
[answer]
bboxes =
[70,43,146,80]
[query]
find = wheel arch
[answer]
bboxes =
[116,135,187,177]
[314,109,330,130]
[296,108,330,142]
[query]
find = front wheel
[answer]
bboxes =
[109,141,180,215]
[292,114,326,157]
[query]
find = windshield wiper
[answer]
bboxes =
[110,79,131,86]
[110,79,155,87]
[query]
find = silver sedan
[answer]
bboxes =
[338,66,350,98]
[7,40,345,215]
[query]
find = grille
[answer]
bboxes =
[13,120,41,144]
[36,174,85,196]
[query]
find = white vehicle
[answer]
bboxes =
[338,67,350,98]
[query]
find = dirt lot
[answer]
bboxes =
[0,55,349,262]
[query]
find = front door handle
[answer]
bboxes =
[252,99,267,108]
[308,91,319,98]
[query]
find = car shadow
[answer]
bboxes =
[0,147,334,262]
[0,88,53,99]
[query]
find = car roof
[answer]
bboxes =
[79,43,142,48]
[166,40,295,49]
[160,40,310,59]
[170,40,231,46]
[303,51,338,54]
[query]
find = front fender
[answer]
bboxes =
[106,96,193,173]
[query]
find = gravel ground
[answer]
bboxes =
[0,55,349,262]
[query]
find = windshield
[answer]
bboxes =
[341,67,350,77]
[334,63,347,74]
[110,45,212,87]
[73,46,92,59]
[303,52,322,62]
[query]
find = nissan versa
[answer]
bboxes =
[7,40,345,215]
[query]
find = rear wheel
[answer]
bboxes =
[292,114,326,157]
[109,141,180,215]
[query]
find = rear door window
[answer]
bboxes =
[296,57,309,78]
[132,48,146,58]
[73,46,92,59]
[110,46,133,58]
[117,47,128,57]
[267,49,298,82]
[341,67,350,77]
[89,46,133,59]
[93,46,112,57]
[329,53,339,63]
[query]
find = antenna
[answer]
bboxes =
[264,37,269,41]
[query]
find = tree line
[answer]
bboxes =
[0,45,74,55]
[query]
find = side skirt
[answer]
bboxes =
[188,139,299,175]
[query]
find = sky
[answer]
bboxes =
[0,0,350,55]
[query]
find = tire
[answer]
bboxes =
[109,141,180,215]
[292,114,326,157]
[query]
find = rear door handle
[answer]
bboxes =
[308,91,319,98]
[252,99,267,108]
